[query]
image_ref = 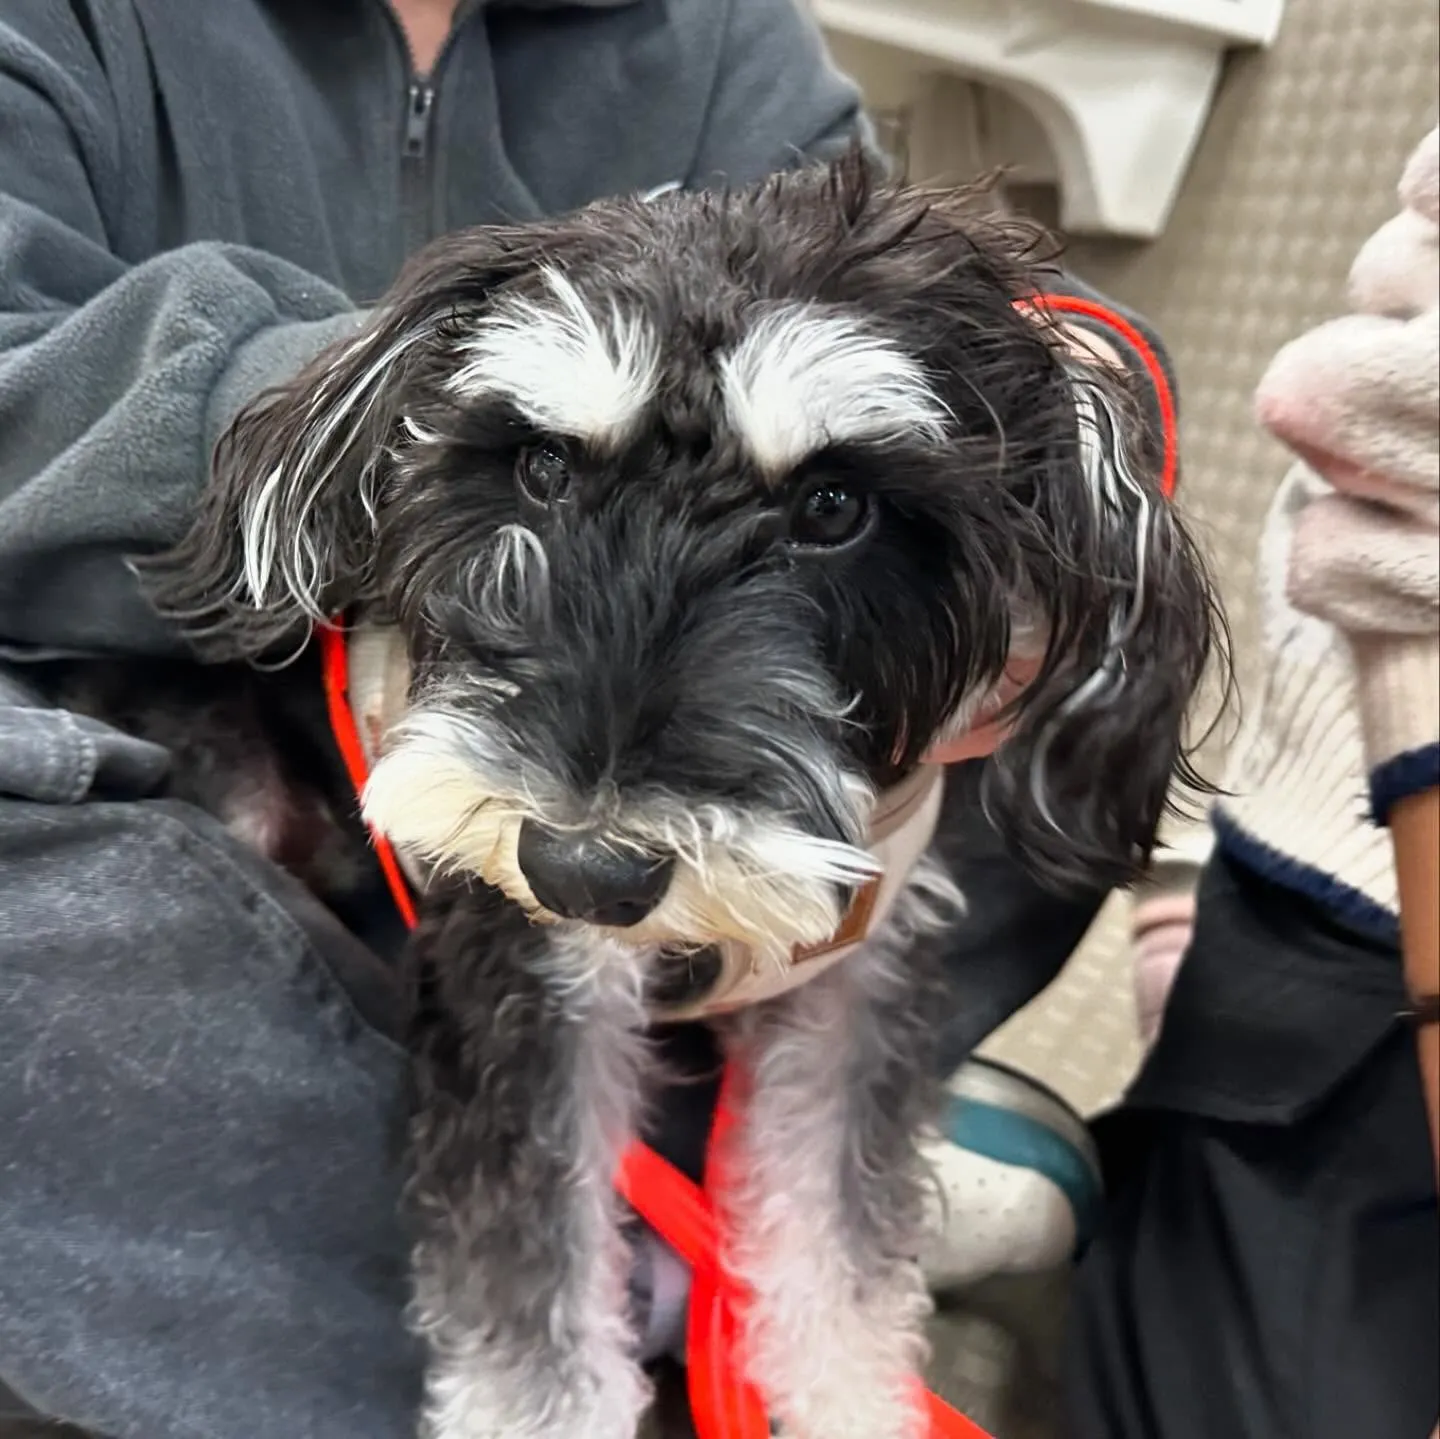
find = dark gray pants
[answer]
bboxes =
[0,669,1088,1439]
[0,668,423,1439]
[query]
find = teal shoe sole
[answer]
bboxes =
[942,1057,1104,1256]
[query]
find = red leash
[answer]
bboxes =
[613,1060,993,1439]
[320,623,993,1439]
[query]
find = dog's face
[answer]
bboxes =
[143,157,1221,960]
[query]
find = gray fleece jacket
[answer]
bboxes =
[0,0,866,659]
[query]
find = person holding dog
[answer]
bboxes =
[1066,127,1440,1439]
[0,3,1168,1435]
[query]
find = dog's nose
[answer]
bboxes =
[516,820,674,926]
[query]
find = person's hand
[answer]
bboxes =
[1258,126,1439,646]
[1259,128,1440,1194]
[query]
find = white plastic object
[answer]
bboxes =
[813,0,1286,238]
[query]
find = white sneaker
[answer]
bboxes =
[919,1058,1102,1293]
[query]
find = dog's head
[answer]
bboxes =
[142,155,1222,960]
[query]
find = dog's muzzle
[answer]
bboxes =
[647,759,944,1020]
[344,625,946,1020]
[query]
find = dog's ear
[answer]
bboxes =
[798,167,1227,883]
[136,231,551,662]
[983,361,1228,893]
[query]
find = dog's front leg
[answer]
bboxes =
[721,868,959,1439]
[406,894,652,1439]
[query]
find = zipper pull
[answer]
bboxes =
[404,81,434,160]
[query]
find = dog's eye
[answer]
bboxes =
[515,442,571,506]
[788,481,872,549]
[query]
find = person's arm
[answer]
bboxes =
[1266,127,1439,1165]
[0,12,365,659]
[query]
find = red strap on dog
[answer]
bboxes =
[1026,292,1180,501]
[320,622,993,1439]
[321,623,418,931]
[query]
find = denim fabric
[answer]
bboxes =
[0,667,423,1439]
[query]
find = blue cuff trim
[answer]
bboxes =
[943,1097,1103,1256]
[1370,743,1440,825]
[1212,811,1399,945]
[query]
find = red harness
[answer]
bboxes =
[1032,292,1179,501]
[318,300,1176,1438]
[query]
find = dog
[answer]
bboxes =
[56,153,1221,1439]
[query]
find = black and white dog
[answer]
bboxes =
[78,155,1218,1438]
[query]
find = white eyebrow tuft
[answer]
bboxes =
[718,304,950,472]
[447,268,659,445]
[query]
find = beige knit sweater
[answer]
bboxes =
[1132,128,1439,1039]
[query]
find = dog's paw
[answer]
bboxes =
[734,1230,931,1439]
[744,1268,931,1439]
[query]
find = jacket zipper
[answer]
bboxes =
[381,0,476,257]
[401,78,436,255]
[404,79,435,162]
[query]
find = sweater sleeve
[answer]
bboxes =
[0,14,365,660]
[1258,127,1440,822]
